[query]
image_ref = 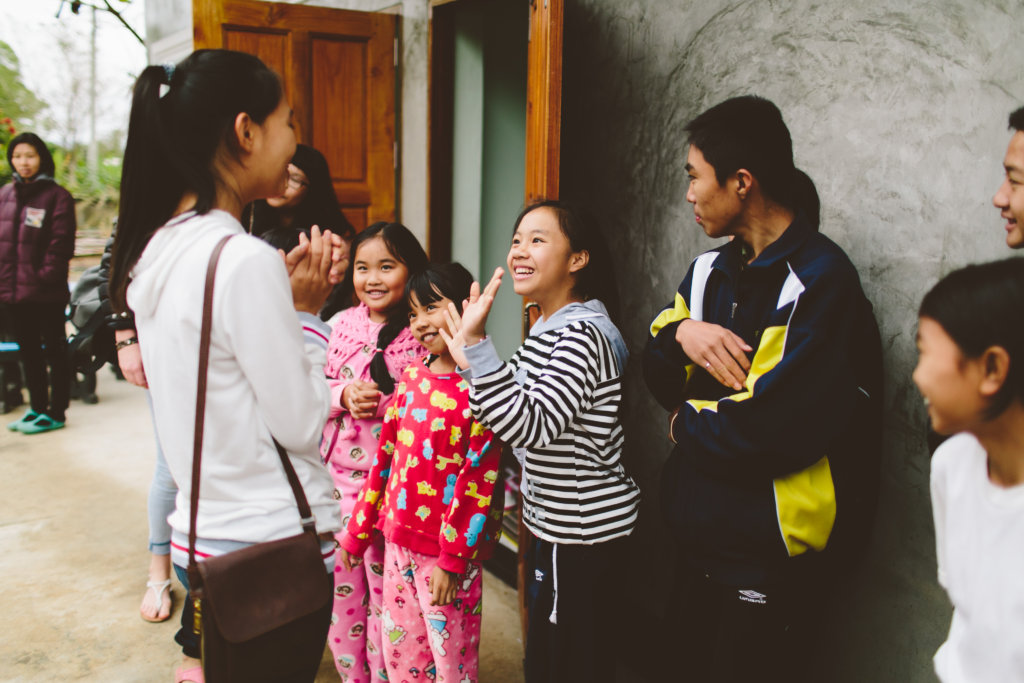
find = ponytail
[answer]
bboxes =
[111,50,283,311]
[790,169,820,231]
[110,65,181,311]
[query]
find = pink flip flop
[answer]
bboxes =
[175,665,204,683]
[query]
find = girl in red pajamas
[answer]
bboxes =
[339,262,502,683]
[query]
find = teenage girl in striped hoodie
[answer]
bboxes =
[440,200,640,683]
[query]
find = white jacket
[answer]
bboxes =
[128,210,340,544]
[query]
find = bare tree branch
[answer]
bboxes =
[56,0,144,46]
[98,0,144,46]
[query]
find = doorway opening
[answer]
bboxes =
[430,0,528,361]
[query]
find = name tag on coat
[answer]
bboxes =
[24,207,46,228]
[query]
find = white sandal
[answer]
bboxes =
[140,578,173,623]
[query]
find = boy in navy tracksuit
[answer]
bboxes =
[644,96,882,682]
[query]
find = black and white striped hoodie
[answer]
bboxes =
[461,300,640,545]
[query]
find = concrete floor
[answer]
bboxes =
[0,372,525,682]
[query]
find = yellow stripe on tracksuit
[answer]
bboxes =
[651,292,696,384]
[650,292,690,337]
[774,456,834,556]
[684,325,837,557]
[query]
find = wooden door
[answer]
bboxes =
[193,0,397,230]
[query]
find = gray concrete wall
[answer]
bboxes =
[559,0,1024,680]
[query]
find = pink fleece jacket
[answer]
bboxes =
[320,303,424,470]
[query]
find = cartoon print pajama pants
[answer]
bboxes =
[329,465,387,682]
[380,541,483,683]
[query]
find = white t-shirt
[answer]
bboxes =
[931,432,1024,682]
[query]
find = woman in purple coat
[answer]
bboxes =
[1,133,76,433]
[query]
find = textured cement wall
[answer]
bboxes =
[559,1,1024,680]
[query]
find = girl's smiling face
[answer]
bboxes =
[913,316,988,435]
[408,289,453,356]
[506,207,587,312]
[353,236,409,323]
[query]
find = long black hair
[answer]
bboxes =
[919,257,1024,419]
[245,143,355,239]
[6,132,56,180]
[512,200,620,320]
[347,222,428,393]
[110,49,284,310]
[685,95,820,230]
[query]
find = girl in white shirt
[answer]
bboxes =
[110,49,347,683]
[914,257,1024,682]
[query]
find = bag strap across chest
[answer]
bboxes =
[187,234,317,582]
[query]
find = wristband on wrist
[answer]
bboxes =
[106,310,136,330]
[115,336,139,351]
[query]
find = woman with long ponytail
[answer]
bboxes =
[112,50,347,682]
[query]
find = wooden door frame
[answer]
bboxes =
[524,0,562,204]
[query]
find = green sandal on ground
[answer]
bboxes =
[17,413,65,434]
[7,409,40,432]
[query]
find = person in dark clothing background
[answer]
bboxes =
[0,132,76,434]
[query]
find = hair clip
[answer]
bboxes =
[162,63,176,86]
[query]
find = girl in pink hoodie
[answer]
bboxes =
[321,222,427,682]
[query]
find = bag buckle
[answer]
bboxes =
[193,597,203,635]
[301,514,317,534]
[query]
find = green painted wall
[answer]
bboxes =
[449,0,527,359]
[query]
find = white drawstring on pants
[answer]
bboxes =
[548,544,559,624]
